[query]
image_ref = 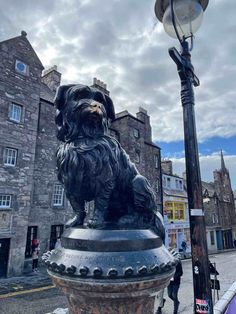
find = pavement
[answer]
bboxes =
[0,264,53,297]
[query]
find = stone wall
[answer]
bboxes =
[0,33,43,276]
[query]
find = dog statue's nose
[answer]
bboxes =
[92,102,101,109]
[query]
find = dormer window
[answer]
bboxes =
[15,60,28,75]
[133,128,140,138]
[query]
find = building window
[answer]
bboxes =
[135,151,140,163]
[210,231,215,245]
[133,128,140,138]
[179,180,183,190]
[25,226,38,258]
[0,195,11,209]
[15,60,28,75]
[52,184,64,206]
[163,177,166,187]
[175,179,179,189]
[3,148,17,166]
[9,103,22,123]
[50,225,64,250]
[154,155,159,169]
[164,201,185,221]
[167,177,171,188]
[212,213,218,224]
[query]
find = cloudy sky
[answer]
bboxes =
[1,0,236,188]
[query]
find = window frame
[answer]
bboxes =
[9,103,22,123]
[3,148,18,167]
[164,201,186,221]
[52,184,64,207]
[0,195,12,209]
[133,128,140,139]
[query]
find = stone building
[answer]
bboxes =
[202,152,236,251]
[161,160,190,253]
[0,32,162,277]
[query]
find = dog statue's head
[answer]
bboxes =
[54,84,115,142]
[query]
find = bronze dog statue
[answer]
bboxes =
[55,84,164,238]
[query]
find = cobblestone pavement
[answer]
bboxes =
[0,250,235,314]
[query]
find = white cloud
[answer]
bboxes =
[0,0,235,143]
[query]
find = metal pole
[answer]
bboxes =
[169,40,213,314]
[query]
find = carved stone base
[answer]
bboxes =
[50,271,171,314]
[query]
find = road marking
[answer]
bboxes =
[0,285,55,299]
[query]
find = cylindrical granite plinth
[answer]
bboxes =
[50,271,172,314]
[43,228,176,314]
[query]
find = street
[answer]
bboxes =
[0,250,235,314]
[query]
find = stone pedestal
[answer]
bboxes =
[43,228,176,314]
[50,271,171,314]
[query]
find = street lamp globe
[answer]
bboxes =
[155,0,209,41]
[163,0,203,39]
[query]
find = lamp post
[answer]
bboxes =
[154,1,213,313]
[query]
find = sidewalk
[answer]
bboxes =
[0,265,53,296]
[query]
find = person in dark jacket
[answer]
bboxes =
[167,259,183,314]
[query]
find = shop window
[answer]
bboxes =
[3,147,18,166]
[50,225,64,250]
[25,226,38,258]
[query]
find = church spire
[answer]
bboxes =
[220,150,227,172]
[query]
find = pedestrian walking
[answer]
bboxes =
[167,259,183,314]
[181,240,187,258]
[155,288,166,314]
[32,242,40,272]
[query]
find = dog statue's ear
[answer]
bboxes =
[104,94,116,121]
[54,84,76,110]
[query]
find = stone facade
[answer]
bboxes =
[0,33,162,277]
[111,108,161,210]
[202,152,236,251]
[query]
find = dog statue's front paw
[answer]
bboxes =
[87,215,106,229]
[65,214,85,228]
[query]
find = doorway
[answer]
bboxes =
[0,238,10,277]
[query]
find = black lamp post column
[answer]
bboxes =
[170,40,213,314]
